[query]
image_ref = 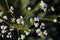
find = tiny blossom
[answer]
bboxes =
[7,34,12,38]
[2,34,4,38]
[8,32,11,35]
[53,19,57,23]
[34,22,39,27]
[34,17,39,22]
[0,11,4,16]
[24,31,30,36]
[51,6,55,11]
[11,18,15,22]
[27,7,31,11]
[41,23,45,26]
[36,28,41,33]
[16,18,21,24]
[1,30,6,33]
[0,25,7,30]
[30,18,33,22]
[21,20,24,25]
[0,19,3,22]
[21,35,25,40]
[43,30,47,36]
[10,28,14,31]
[10,6,14,10]
[39,0,47,12]
[20,16,23,19]
[3,15,8,20]
[38,32,43,36]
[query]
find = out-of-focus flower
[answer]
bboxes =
[34,22,39,27]
[21,35,25,40]
[53,19,57,23]
[0,19,3,22]
[27,7,31,11]
[0,11,4,16]
[51,6,55,11]
[34,17,39,22]
[3,15,8,20]
[39,0,47,12]
[1,30,6,33]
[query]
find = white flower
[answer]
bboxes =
[0,25,7,30]
[51,6,55,11]
[10,28,14,31]
[27,7,31,11]
[0,11,4,16]
[21,35,25,40]
[53,19,57,23]
[8,32,11,35]
[30,18,33,22]
[16,18,21,24]
[1,30,6,33]
[36,28,41,33]
[24,31,30,36]
[41,23,45,26]
[34,17,39,22]
[21,20,24,25]
[0,19,3,22]
[38,32,43,36]
[10,6,14,10]
[11,18,15,22]
[39,0,47,12]
[43,30,47,36]
[34,22,39,27]
[2,34,4,38]
[7,34,12,38]
[3,15,8,20]
[20,16,23,19]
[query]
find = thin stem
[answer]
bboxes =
[5,0,15,18]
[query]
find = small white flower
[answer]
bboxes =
[53,19,57,23]
[34,22,39,27]
[7,35,9,38]
[8,32,11,35]
[11,18,15,22]
[7,34,12,38]
[10,28,14,31]
[4,26,7,30]
[51,6,55,11]
[39,0,47,12]
[30,18,33,22]
[36,28,41,33]
[0,11,4,16]
[43,30,47,36]
[20,16,23,19]
[41,23,45,26]
[24,31,30,36]
[10,6,14,10]
[2,34,4,38]
[21,20,24,25]
[27,7,31,11]
[0,19,3,22]
[0,25,7,30]
[21,35,25,40]
[3,15,8,20]
[1,30,6,33]
[34,17,39,22]
[38,32,43,36]
[16,18,21,24]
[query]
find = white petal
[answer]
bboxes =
[34,22,39,27]
[10,35,12,38]
[10,6,14,10]
[8,32,11,35]
[10,28,14,31]
[16,18,21,24]
[36,28,41,33]
[20,16,23,19]
[0,19,3,22]
[51,6,55,11]
[43,30,47,36]
[24,31,30,36]
[30,18,33,22]
[53,19,57,23]
[27,7,31,11]
[34,17,39,22]
[7,35,9,38]
[1,25,5,29]
[41,23,45,26]
[1,30,6,33]
[0,11,4,16]
[4,26,7,30]
[21,20,24,25]
[3,15,8,20]
[11,18,15,22]
[21,35,25,39]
